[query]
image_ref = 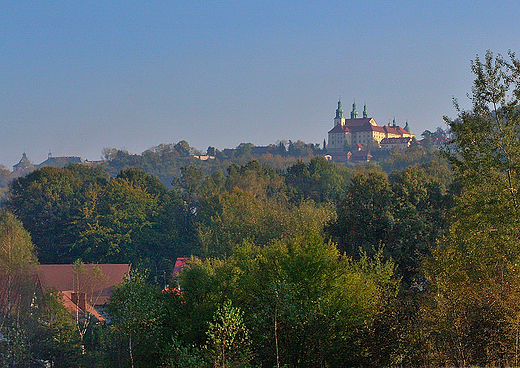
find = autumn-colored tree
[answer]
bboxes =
[424,50,520,366]
[0,210,39,366]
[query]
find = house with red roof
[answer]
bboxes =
[0,264,130,325]
[172,258,190,277]
[37,264,130,323]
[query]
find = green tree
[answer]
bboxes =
[285,157,353,203]
[33,290,83,367]
[204,300,253,368]
[7,165,111,264]
[287,140,315,157]
[379,145,438,173]
[174,140,191,157]
[0,210,37,272]
[176,232,398,367]
[0,165,11,188]
[109,271,165,367]
[197,188,335,258]
[225,160,285,200]
[425,50,520,366]
[0,210,39,367]
[328,165,452,284]
[234,143,254,158]
[7,167,82,263]
[74,176,158,264]
[328,169,394,257]
[117,167,168,196]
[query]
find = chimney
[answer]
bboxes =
[72,292,87,311]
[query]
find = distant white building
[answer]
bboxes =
[380,137,413,150]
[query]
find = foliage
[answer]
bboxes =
[379,145,445,173]
[204,300,253,368]
[32,290,84,367]
[7,165,187,272]
[0,165,12,189]
[100,140,320,189]
[328,164,453,284]
[0,210,37,272]
[225,160,285,200]
[197,188,335,257]
[175,232,398,367]
[0,211,39,367]
[161,337,206,368]
[0,136,469,365]
[108,270,165,367]
[74,176,159,263]
[285,156,353,203]
[7,166,84,263]
[0,212,90,367]
[424,50,520,366]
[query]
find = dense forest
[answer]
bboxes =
[1,50,519,367]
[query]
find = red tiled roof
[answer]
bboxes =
[61,290,107,323]
[343,118,375,127]
[328,118,378,134]
[352,150,372,157]
[38,264,130,305]
[328,117,412,138]
[380,125,410,136]
[328,124,350,134]
[0,264,129,325]
[173,258,190,277]
[0,272,41,314]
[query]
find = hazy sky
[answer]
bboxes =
[2,1,519,167]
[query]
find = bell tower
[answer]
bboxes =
[350,101,359,119]
[334,98,345,126]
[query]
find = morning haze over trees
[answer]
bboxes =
[0,51,518,367]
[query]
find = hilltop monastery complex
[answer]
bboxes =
[326,99,414,161]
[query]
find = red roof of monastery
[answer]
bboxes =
[328,118,413,136]
[328,124,350,134]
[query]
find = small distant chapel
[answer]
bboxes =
[327,100,414,153]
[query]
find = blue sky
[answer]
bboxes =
[2,1,519,167]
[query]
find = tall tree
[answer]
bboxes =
[425,50,520,366]
[285,157,352,203]
[74,177,158,264]
[7,165,110,264]
[7,167,82,263]
[204,300,253,368]
[0,210,39,366]
[109,271,165,367]
[0,210,37,272]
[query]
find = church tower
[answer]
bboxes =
[350,102,359,119]
[334,99,345,126]
[363,103,367,118]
